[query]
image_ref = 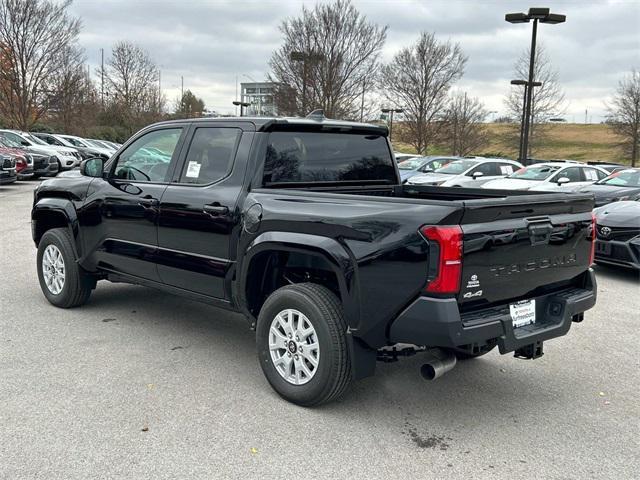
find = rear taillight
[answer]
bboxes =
[420,225,463,294]
[590,213,596,266]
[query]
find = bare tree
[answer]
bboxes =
[269,0,386,118]
[99,41,161,132]
[441,92,489,156]
[379,32,467,154]
[505,44,566,156]
[0,0,81,130]
[47,46,99,134]
[607,69,640,167]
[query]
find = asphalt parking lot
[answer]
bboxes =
[1,180,639,479]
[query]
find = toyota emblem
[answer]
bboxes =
[599,226,612,237]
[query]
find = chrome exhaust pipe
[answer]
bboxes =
[420,348,457,381]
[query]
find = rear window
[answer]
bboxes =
[262,132,395,185]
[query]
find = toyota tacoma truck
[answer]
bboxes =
[32,114,597,406]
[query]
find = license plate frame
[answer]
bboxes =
[510,299,536,328]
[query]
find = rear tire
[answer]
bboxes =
[37,228,93,308]
[256,283,352,406]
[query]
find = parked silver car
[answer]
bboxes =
[482,162,609,192]
[406,157,523,188]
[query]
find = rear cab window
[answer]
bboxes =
[262,131,395,186]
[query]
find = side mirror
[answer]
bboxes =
[80,157,104,178]
[420,167,434,173]
[472,171,484,179]
[556,177,570,185]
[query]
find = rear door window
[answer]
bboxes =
[178,127,241,185]
[263,131,395,185]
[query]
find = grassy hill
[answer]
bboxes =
[393,123,633,165]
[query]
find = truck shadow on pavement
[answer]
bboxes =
[79,282,584,443]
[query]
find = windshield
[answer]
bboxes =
[0,133,21,148]
[61,136,85,147]
[597,169,640,187]
[25,133,47,145]
[0,131,29,146]
[508,165,561,181]
[436,159,478,175]
[398,158,427,170]
[86,139,105,148]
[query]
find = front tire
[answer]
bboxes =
[256,283,352,406]
[37,228,93,308]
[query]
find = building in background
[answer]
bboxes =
[240,82,276,116]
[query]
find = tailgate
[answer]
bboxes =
[457,193,594,309]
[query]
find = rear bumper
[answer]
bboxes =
[389,269,597,354]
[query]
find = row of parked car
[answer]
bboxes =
[0,129,121,184]
[395,153,640,271]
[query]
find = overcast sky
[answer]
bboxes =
[70,0,639,122]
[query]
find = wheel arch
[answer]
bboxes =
[237,231,360,330]
[32,198,81,256]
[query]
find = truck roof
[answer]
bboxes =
[154,116,389,135]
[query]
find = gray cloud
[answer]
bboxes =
[70,0,640,118]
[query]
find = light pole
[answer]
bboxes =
[290,51,324,115]
[506,7,565,161]
[233,101,250,117]
[511,79,542,161]
[381,108,404,142]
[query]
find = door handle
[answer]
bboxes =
[138,196,159,208]
[203,203,229,216]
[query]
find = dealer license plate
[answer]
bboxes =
[510,299,536,328]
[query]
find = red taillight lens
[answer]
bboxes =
[590,213,596,266]
[420,225,463,294]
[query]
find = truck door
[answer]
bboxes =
[86,126,187,282]
[156,124,252,299]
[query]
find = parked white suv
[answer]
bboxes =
[482,162,609,192]
[406,157,523,188]
[0,130,80,170]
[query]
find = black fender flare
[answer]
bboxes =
[237,231,376,380]
[237,231,360,330]
[31,197,81,257]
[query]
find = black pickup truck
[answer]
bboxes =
[32,115,597,406]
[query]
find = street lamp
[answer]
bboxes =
[511,79,542,161]
[233,100,250,117]
[506,7,566,161]
[381,108,404,142]
[290,51,324,115]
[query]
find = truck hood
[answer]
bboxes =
[36,174,93,200]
